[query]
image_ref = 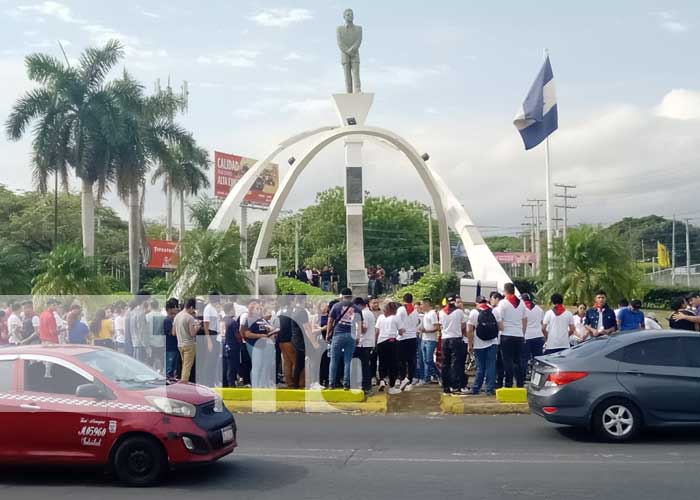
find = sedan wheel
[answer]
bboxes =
[593,398,641,442]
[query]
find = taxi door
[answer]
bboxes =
[0,354,21,460]
[17,355,108,463]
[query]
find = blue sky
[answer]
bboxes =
[1,1,700,237]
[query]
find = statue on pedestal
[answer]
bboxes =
[337,8,362,93]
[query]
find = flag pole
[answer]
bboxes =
[544,48,554,280]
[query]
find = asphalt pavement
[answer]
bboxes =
[3,413,700,499]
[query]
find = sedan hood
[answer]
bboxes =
[140,381,217,406]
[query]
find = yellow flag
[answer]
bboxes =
[657,242,670,268]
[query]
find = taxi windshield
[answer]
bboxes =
[76,350,167,389]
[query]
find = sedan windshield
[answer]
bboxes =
[76,350,166,389]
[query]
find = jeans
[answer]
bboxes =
[353,346,373,392]
[196,336,221,387]
[223,342,241,387]
[321,280,331,292]
[415,337,424,381]
[132,346,147,363]
[251,340,276,388]
[329,332,355,387]
[397,338,417,382]
[421,340,437,381]
[521,337,545,381]
[472,345,498,394]
[500,335,525,388]
[441,338,466,392]
[165,349,181,378]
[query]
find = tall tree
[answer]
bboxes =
[5,40,125,257]
[110,72,191,293]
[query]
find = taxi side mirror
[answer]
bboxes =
[75,383,105,400]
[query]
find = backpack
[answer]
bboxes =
[476,308,499,341]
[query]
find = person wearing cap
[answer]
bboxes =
[520,293,545,379]
[467,296,502,395]
[495,283,527,388]
[327,288,362,390]
[618,299,645,332]
[39,299,59,344]
[439,294,468,395]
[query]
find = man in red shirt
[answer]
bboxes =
[39,299,59,344]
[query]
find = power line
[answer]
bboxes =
[554,183,576,241]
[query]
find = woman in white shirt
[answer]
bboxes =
[521,294,545,374]
[571,303,589,345]
[375,302,404,395]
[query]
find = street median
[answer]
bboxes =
[215,388,387,413]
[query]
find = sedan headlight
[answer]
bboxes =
[146,396,196,418]
[213,394,224,413]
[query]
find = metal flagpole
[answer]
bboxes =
[686,219,691,287]
[544,48,554,280]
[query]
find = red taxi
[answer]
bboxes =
[0,345,237,486]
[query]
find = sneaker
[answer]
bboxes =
[371,377,378,386]
[430,376,439,384]
[378,379,386,392]
[399,378,410,391]
[411,378,419,385]
[404,383,414,392]
[416,380,427,386]
[393,379,401,388]
[451,392,468,397]
[343,384,351,391]
[387,387,401,395]
[309,382,324,390]
[459,388,470,395]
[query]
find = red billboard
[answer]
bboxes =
[214,151,279,207]
[144,240,179,270]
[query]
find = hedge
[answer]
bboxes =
[642,286,699,309]
[393,273,460,304]
[275,277,329,296]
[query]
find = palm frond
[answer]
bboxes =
[79,40,124,89]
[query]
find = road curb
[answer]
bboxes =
[216,388,387,413]
[440,394,530,415]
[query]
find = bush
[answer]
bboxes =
[643,286,698,309]
[513,278,539,296]
[275,277,329,296]
[394,273,460,304]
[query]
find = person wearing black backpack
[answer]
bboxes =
[467,296,502,395]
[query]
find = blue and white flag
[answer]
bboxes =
[513,55,558,150]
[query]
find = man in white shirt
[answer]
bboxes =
[467,296,502,395]
[521,293,545,377]
[418,299,440,384]
[542,293,575,354]
[496,283,527,388]
[7,303,22,345]
[396,293,420,391]
[439,294,468,395]
[353,297,375,394]
[202,293,223,387]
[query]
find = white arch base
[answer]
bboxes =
[173,120,513,297]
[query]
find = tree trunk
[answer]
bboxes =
[128,185,141,293]
[166,181,173,241]
[179,190,186,242]
[80,178,96,257]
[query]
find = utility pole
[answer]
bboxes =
[686,219,691,287]
[554,183,577,241]
[552,206,564,238]
[641,240,645,263]
[672,215,676,286]
[294,218,300,271]
[522,203,538,274]
[428,206,434,273]
[527,199,545,274]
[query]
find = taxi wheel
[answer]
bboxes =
[113,436,167,487]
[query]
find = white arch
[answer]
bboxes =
[250,126,452,273]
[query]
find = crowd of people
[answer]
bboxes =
[0,287,696,397]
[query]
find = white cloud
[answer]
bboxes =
[22,30,39,36]
[365,65,448,88]
[654,11,688,33]
[197,50,259,68]
[250,8,313,27]
[656,89,700,120]
[140,10,160,19]
[13,1,84,23]
[81,24,166,59]
[281,98,333,113]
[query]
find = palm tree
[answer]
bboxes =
[151,142,210,241]
[5,40,125,257]
[110,72,193,293]
[32,244,109,295]
[540,225,643,305]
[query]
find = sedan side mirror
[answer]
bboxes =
[75,383,105,400]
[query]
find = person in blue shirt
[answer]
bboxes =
[164,298,181,378]
[67,305,89,344]
[618,299,646,332]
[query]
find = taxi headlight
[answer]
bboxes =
[146,396,196,418]
[213,394,224,413]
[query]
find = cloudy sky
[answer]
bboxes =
[1,0,700,238]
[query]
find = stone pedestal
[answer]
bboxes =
[333,93,374,296]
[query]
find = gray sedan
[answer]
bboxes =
[528,330,700,441]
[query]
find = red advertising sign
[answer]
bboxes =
[214,151,279,207]
[494,252,536,265]
[144,240,179,270]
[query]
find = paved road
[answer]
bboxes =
[3,413,700,499]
